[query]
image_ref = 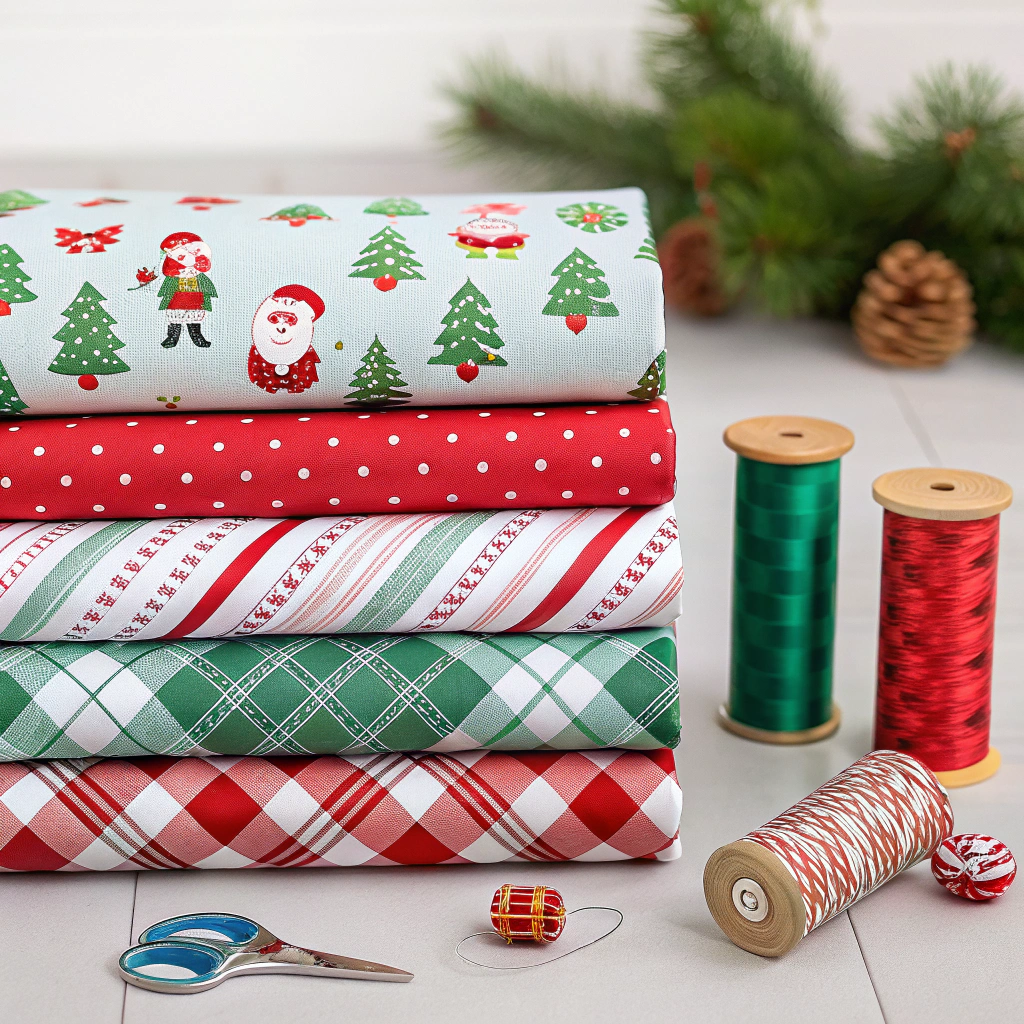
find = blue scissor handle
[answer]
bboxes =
[119,940,228,990]
[137,913,263,950]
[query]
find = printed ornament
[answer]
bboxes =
[48,282,130,390]
[0,243,37,308]
[428,278,507,373]
[932,834,1016,900]
[345,334,412,406]
[263,203,333,227]
[556,201,628,233]
[363,197,428,218]
[491,885,567,943]
[457,360,479,382]
[0,190,47,216]
[54,225,122,254]
[349,225,424,291]
[543,247,618,334]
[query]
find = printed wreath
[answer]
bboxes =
[556,202,628,233]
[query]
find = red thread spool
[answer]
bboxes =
[490,885,566,943]
[873,469,1013,787]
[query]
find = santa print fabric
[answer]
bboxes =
[0,630,680,759]
[0,401,675,519]
[0,188,664,414]
[0,749,682,870]
[0,505,682,640]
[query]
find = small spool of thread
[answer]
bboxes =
[873,468,1012,787]
[720,416,855,743]
[489,885,566,944]
[704,750,953,957]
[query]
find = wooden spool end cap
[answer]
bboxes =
[704,840,806,958]
[873,468,1012,521]
[723,416,855,465]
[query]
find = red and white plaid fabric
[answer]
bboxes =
[0,749,681,871]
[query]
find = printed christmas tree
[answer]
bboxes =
[428,279,507,380]
[264,203,332,226]
[345,334,411,405]
[635,236,659,262]
[0,243,37,314]
[49,282,130,391]
[543,247,619,334]
[0,358,27,414]
[0,190,47,215]
[364,197,428,218]
[349,225,425,292]
[628,350,667,400]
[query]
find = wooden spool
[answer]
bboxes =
[720,416,855,744]
[873,468,1012,787]
[703,841,806,957]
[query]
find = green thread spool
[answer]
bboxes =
[721,416,855,744]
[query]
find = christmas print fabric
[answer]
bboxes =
[0,506,682,641]
[0,188,664,415]
[0,629,680,760]
[0,401,675,519]
[0,748,682,870]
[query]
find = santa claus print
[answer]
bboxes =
[158,231,218,348]
[449,203,529,260]
[249,284,325,394]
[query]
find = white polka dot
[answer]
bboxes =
[181,473,193,484]
[478,412,491,418]
[535,459,547,471]
[127,421,138,427]
[445,493,459,504]
[32,446,45,456]
[119,474,131,485]
[358,466,370,477]
[65,423,77,428]
[328,437,339,447]
[561,491,573,499]
[91,445,103,455]
[649,408,660,413]
[388,496,400,505]
[213,501,225,509]
[357,414,370,420]
[418,463,429,475]
[586,410,597,415]
[533,411,545,417]
[618,486,630,496]
[667,428,674,434]
[238,471,252,483]
[272,500,283,508]
[298,416,310,422]
[153,444,165,454]
[241,418,253,424]
[592,456,603,468]
[447,433,458,443]
[93,504,105,512]
[417,413,429,420]
[60,475,72,486]
[154,504,166,510]
[35,505,45,513]
[186,419,197,425]
[7,426,18,432]
[651,452,662,464]
[329,497,340,505]
[0,477,10,489]
[213,442,225,452]
[505,491,517,499]
[298,468,310,479]
[269,439,281,449]
[619,428,630,437]
[388,435,400,446]
[505,431,517,441]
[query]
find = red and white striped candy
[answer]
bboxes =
[931,833,1016,900]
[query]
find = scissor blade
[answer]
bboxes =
[282,946,413,982]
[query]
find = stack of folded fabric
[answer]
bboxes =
[0,187,682,870]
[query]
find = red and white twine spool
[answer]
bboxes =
[490,885,566,943]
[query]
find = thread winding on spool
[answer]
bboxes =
[873,468,1012,787]
[720,416,855,743]
[704,750,953,957]
[490,885,567,943]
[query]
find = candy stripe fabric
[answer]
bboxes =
[0,401,675,519]
[0,749,682,870]
[744,751,953,937]
[0,188,664,415]
[0,629,679,759]
[0,506,682,640]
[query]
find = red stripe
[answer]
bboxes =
[164,519,306,638]
[508,508,650,632]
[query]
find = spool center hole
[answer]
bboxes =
[930,483,955,491]
[779,432,803,438]
[740,890,759,911]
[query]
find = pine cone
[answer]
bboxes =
[658,218,727,316]
[852,240,975,367]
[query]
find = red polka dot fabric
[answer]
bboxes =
[0,401,675,518]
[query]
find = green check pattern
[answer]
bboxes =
[0,630,678,760]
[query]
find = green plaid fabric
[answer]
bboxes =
[0,630,678,759]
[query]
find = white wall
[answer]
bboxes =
[2,0,1022,160]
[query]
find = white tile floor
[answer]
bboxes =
[1,288,1021,1022]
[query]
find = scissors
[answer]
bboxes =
[118,912,414,994]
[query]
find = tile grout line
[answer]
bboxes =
[889,380,943,467]
[848,912,890,1024]
[120,874,139,1024]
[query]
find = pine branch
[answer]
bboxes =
[647,0,848,145]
